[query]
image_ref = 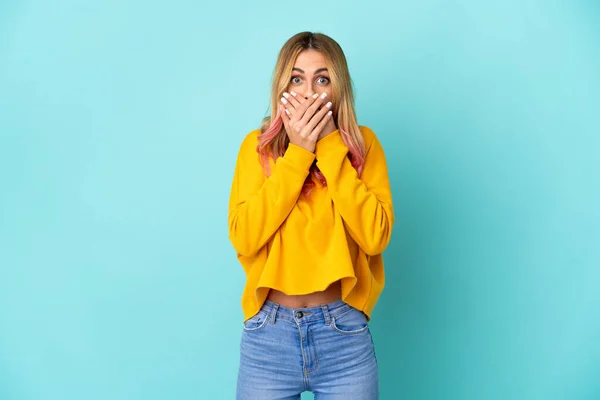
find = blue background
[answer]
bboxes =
[1,0,599,399]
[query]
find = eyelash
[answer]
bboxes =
[291,75,330,85]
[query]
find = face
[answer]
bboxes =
[286,49,333,104]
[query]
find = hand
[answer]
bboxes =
[318,112,338,141]
[280,91,334,153]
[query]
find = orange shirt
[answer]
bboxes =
[228,125,394,322]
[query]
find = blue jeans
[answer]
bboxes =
[236,299,379,399]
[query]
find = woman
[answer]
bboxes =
[228,31,394,399]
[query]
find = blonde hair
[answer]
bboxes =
[257,31,366,196]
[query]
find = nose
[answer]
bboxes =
[303,82,315,99]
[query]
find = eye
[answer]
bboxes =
[317,76,330,85]
[291,76,302,84]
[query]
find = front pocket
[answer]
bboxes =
[242,310,270,332]
[330,308,369,335]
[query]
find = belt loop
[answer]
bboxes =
[269,303,279,324]
[321,303,331,326]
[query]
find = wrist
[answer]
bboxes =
[318,120,338,141]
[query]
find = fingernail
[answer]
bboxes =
[283,92,289,98]
[281,97,287,104]
[321,92,327,99]
[326,101,332,107]
[290,91,296,96]
[312,93,319,99]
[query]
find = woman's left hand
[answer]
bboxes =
[318,113,338,141]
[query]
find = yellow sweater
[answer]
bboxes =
[228,125,394,322]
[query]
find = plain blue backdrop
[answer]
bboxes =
[1,0,599,399]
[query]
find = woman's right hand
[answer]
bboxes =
[280,91,333,153]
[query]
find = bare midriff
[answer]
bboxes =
[266,279,342,308]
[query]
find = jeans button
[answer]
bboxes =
[295,311,303,318]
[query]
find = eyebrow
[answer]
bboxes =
[292,67,328,74]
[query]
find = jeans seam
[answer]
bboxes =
[242,311,270,332]
[296,321,308,378]
[329,306,354,319]
[330,316,370,335]
[305,323,319,374]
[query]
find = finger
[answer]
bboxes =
[280,104,291,123]
[299,93,320,113]
[280,95,296,116]
[308,108,333,141]
[280,99,296,121]
[283,91,302,109]
[304,101,332,133]
[299,93,327,126]
[289,92,319,121]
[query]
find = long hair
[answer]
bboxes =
[256,31,366,197]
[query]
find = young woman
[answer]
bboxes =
[228,31,394,399]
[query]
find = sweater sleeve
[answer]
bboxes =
[314,126,394,256]
[228,131,316,257]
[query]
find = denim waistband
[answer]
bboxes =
[259,298,354,325]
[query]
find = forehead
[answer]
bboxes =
[293,49,328,71]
